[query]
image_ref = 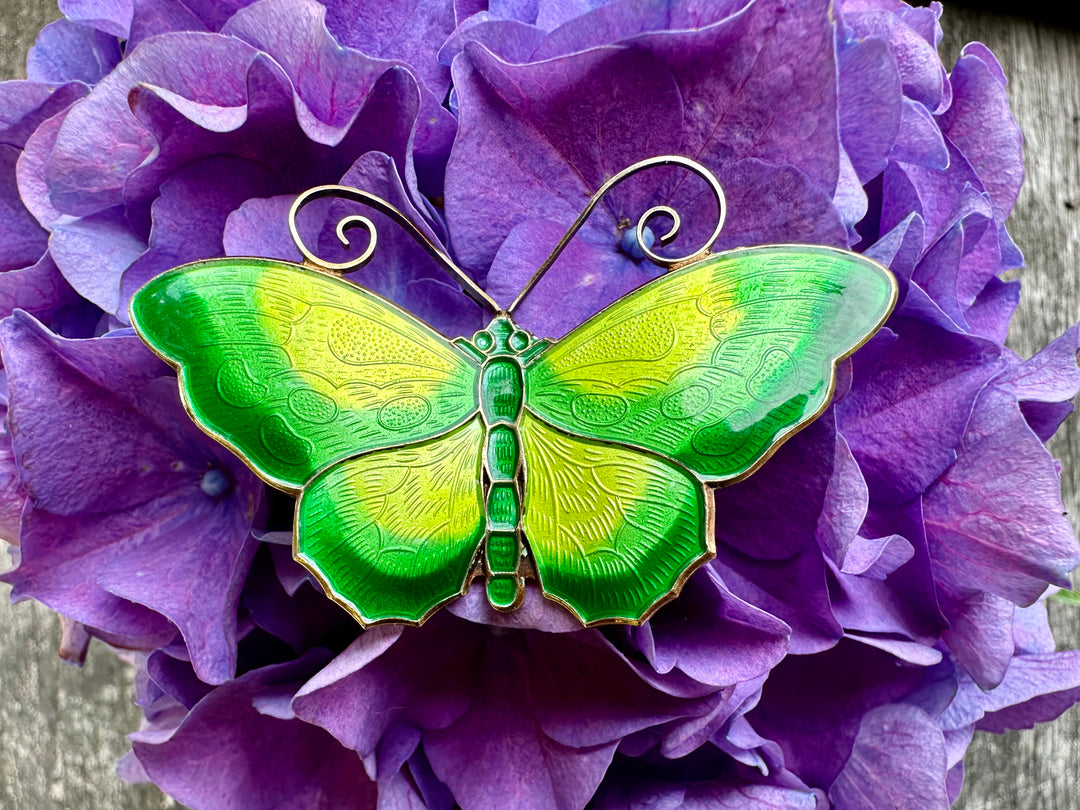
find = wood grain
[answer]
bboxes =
[0,4,1077,809]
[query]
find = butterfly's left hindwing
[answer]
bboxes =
[130,258,481,490]
[297,417,486,625]
[525,246,896,483]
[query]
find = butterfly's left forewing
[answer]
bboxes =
[131,258,480,490]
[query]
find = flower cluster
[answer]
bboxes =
[2,0,1079,807]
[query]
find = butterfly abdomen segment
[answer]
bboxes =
[470,317,531,611]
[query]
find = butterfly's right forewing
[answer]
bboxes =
[525,246,895,483]
[131,258,481,490]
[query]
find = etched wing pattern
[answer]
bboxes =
[525,245,896,482]
[519,412,710,624]
[130,258,480,490]
[297,417,487,624]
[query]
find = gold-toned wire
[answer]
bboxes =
[288,185,500,313]
[507,155,728,314]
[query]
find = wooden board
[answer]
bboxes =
[0,3,1076,808]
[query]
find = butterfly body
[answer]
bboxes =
[131,244,896,627]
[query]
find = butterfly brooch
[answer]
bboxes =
[130,156,896,627]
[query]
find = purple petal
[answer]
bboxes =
[223,195,301,261]
[714,413,837,561]
[838,37,902,184]
[14,102,71,231]
[323,0,456,96]
[0,145,48,273]
[711,542,841,655]
[643,567,790,687]
[119,155,280,306]
[127,0,209,50]
[296,618,712,809]
[842,6,947,111]
[446,43,683,275]
[839,533,913,579]
[941,651,1080,734]
[1012,601,1055,656]
[939,590,1014,689]
[293,622,474,758]
[997,324,1080,405]
[0,79,87,149]
[45,33,260,216]
[751,641,941,788]
[59,0,134,38]
[0,314,260,681]
[439,14,548,65]
[814,432,869,566]
[828,561,941,657]
[485,219,653,338]
[133,653,379,810]
[222,0,400,143]
[26,18,123,84]
[536,0,842,195]
[864,211,924,283]
[938,43,1023,221]
[889,98,948,169]
[49,206,147,315]
[828,704,949,809]
[922,386,1079,605]
[715,160,848,250]
[964,277,1019,346]
[837,320,1003,503]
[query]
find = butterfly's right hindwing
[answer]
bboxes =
[519,412,711,624]
[130,258,481,490]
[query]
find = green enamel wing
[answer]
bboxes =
[130,244,895,627]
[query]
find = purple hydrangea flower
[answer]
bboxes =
[1,0,1078,808]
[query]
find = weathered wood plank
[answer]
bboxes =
[0,3,1077,809]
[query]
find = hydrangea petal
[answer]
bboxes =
[59,0,134,38]
[922,387,1079,605]
[0,144,48,273]
[49,206,146,315]
[446,42,683,274]
[640,567,790,687]
[322,0,456,96]
[750,641,943,788]
[838,320,1003,503]
[43,33,256,215]
[828,704,949,809]
[938,43,1023,221]
[0,313,260,682]
[890,98,948,169]
[119,155,280,304]
[26,18,122,85]
[838,37,902,184]
[133,652,379,810]
[0,79,86,149]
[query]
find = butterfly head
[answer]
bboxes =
[469,315,537,357]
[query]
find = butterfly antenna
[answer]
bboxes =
[507,155,727,315]
[289,185,501,314]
